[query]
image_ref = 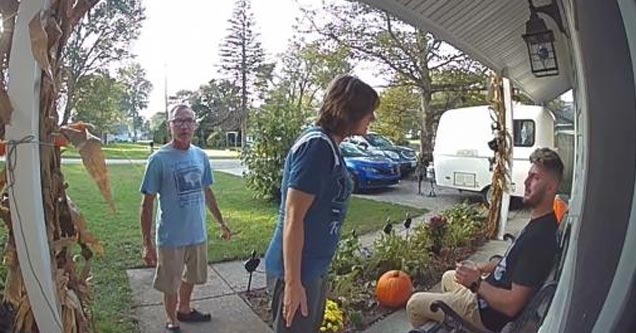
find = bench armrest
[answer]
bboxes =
[503,233,516,243]
[409,301,496,333]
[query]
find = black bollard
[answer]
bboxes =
[243,250,260,292]
[383,217,393,235]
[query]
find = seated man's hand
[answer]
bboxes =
[477,260,498,275]
[455,261,481,288]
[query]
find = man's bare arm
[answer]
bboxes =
[140,194,157,266]
[477,282,534,317]
[140,194,156,247]
[204,187,224,225]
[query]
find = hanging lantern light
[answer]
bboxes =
[522,0,568,77]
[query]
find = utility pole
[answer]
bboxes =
[164,62,169,143]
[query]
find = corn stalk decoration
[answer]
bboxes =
[0,0,113,332]
[485,73,512,239]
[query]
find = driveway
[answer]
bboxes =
[354,177,483,210]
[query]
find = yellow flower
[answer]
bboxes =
[321,299,345,332]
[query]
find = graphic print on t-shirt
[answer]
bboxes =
[173,165,203,206]
[328,172,352,236]
[494,257,507,281]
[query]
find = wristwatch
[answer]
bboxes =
[469,277,482,293]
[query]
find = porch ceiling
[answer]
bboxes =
[359,0,573,103]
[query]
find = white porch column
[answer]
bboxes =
[498,77,514,239]
[5,0,63,332]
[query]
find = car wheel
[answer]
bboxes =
[482,185,493,207]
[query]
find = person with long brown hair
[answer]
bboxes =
[264,75,380,333]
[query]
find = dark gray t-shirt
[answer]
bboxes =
[479,212,558,331]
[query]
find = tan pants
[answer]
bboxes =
[406,270,487,330]
[153,243,208,294]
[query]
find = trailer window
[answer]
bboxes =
[513,120,535,147]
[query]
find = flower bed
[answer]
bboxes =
[240,203,487,332]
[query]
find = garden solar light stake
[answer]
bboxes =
[244,250,260,292]
[383,217,393,235]
[404,212,412,238]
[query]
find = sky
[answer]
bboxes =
[130,0,572,119]
[131,0,325,118]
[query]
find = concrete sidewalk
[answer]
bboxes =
[127,262,271,333]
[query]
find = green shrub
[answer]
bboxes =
[368,229,431,281]
[206,130,226,149]
[241,95,309,201]
[152,121,169,144]
[328,231,374,310]
[427,215,447,255]
[330,267,375,311]
[440,203,486,249]
[329,230,365,277]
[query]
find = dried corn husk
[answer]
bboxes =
[1,1,101,332]
[60,124,116,213]
[485,73,512,239]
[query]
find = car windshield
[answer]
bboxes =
[340,143,368,157]
[366,134,393,148]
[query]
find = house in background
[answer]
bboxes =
[106,124,132,143]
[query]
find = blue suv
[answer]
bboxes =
[340,142,400,192]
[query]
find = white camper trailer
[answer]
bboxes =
[433,105,556,200]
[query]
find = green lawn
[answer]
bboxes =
[0,165,425,332]
[61,142,239,160]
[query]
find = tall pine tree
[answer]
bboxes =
[219,0,271,146]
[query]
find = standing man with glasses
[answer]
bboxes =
[139,104,232,332]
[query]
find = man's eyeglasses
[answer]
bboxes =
[170,118,197,127]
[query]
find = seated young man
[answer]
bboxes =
[406,148,564,332]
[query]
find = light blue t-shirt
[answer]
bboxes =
[140,144,214,248]
[265,127,353,282]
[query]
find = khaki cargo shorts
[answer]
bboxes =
[406,270,487,330]
[153,243,208,294]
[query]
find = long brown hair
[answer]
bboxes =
[316,75,380,136]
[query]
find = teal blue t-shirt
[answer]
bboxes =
[140,144,213,248]
[265,127,353,282]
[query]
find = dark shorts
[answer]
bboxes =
[267,275,329,333]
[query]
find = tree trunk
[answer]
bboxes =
[61,78,76,125]
[418,89,434,160]
[240,17,248,148]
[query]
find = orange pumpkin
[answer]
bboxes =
[376,270,413,308]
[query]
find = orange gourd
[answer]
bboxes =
[553,197,568,224]
[376,270,413,308]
